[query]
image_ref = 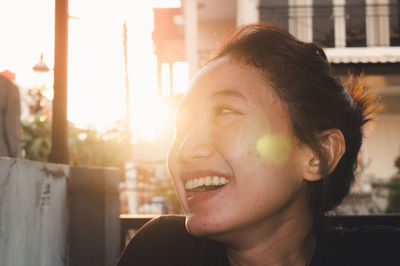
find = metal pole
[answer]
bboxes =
[123,22,131,155]
[49,0,69,164]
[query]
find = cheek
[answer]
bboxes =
[224,124,267,173]
[213,126,255,164]
[236,160,305,217]
[224,124,303,198]
[230,116,294,175]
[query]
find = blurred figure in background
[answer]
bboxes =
[0,70,21,157]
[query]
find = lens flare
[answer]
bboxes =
[256,134,291,165]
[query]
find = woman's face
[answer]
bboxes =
[168,56,311,239]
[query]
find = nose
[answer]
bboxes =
[176,123,215,164]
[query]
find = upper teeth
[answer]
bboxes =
[185,176,229,190]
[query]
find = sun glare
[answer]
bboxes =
[257,134,292,165]
[1,0,186,142]
[132,97,171,142]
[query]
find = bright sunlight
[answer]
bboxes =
[0,0,184,142]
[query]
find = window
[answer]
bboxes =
[346,0,367,47]
[260,0,289,32]
[313,0,335,47]
[390,0,400,45]
[260,0,399,47]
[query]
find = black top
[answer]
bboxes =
[116,215,400,266]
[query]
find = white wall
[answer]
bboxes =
[198,19,236,64]
[0,158,69,266]
[237,0,260,26]
[364,114,400,179]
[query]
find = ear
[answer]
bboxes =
[302,129,346,182]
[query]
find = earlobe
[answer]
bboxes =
[303,153,323,182]
[302,129,346,182]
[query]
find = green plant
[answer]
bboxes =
[21,95,127,168]
[68,122,127,168]
[22,110,52,161]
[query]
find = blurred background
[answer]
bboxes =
[1,0,400,216]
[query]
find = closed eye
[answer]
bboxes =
[214,106,240,116]
[220,108,234,114]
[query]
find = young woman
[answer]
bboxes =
[117,23,399,266]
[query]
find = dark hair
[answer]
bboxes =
[208,23,379,221]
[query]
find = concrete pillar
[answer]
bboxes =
[333,0,346,47]
[289,0,313,42]
[366,0,390,46]
[184,0,198,79]
[69,166,120,266]
[0,158,69,266]
[237,0,260,26]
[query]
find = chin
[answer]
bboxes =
[185,213,230,239]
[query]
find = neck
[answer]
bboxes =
[225,211,316,266]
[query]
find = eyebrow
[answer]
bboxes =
[211,89,248,103]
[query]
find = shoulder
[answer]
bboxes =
[116,215,227,266]
[342,226,400,258]
[312,225,400,266]
[129,215,188,240]
[116,215,188,265]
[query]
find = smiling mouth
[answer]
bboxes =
[185,176,229,192]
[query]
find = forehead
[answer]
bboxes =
[181,56,280,107]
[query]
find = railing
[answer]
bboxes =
[119,214,400,251]
[259,3,400,47]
